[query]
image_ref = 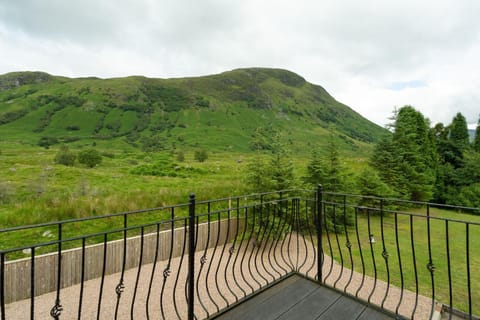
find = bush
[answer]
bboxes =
[78,149,102,168]
[54,145,76,166]
[38,136,58,149]
[176,151,185,162]
[194,149,208,162]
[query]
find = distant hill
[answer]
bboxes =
[0,68,388,154]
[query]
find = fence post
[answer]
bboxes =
[316,184,323,283]
[188,193,196,320]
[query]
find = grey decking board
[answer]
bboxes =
[224,276,319,320]
[315,295,366,320]
[214,275,302,319]
[214,275,396,320]
[276,287,342,320]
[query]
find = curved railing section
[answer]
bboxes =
[0,188,479,319]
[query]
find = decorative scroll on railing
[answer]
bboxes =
[1,188,478,319]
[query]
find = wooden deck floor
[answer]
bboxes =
[214,275,395,320]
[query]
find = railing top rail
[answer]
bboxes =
[322,191,480,213]
[0,189,308,234]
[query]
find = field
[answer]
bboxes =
[1,142,479,315]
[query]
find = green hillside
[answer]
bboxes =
[0,68,387,155]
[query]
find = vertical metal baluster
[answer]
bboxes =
[0,252,4,320]
[254,203,269,285]
[97,233,108,320]
[197,211,211,317]
[131,226,145,319]
[205,208,221,312]
[239,207,254,294]
[354,207,366,298]
[297,199,310,274]
[295,199,300,272]
[78,238,86,320]
[304,199,317,278]
[277,201,291,274]
[247,206,262,289]
[50,223,63,319]
[316,185,323,282]
[273,202,289,276]
[224,205,240,302]
[231,204,247,298]
[394,213,404,317]
[30,247,35,320]
[173,219,188,319]
[445,221,452,320]
[343,195,354,293]
[380,200,390,309]
[160,208,176,319]
[367,209,377,304]
[188,194,195,320]
[285,199,295,271]
[426,205,436,320]
[466,223,471,318]
[323,202,334,284]
[259,203,275,282]
[333,204,344,289]
[146,223,160,319]
[266,201,282,278]
[410,215,419,319]
[114,214,127,319]
[215,209,230,307]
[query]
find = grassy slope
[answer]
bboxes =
[0,68,387,156]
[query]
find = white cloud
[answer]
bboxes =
[1,0,479,127]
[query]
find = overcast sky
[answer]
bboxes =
[1,0,479,128]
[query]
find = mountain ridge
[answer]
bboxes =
[0,68,388,154]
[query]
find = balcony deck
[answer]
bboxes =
[215,275,394,320]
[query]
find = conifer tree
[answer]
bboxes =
[473,115,480,153]
[370,106,435,201]
[449,112,470,151]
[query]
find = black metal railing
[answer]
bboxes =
[0,187,479,319]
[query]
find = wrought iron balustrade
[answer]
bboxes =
[0,187,478,319]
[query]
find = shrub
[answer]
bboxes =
[194,149,208,162]
[54,145,76,166]
[176,151,185,162]
[78,149,102,168]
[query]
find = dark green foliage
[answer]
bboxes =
[38,136,58,148]
[449,112,470,151]
[0,109,29,124]
[78,149,102,168]
[305,137,348,192]
[66,125,80,131]
[246,133,295,193]
[141,135,166,152]
[304,148,325,187]
[176,151,185,162]
[473,116,480,152]
[371,106,435,201]
[268,136,295,191]
[194,149,208,162]
[54,145,76,166]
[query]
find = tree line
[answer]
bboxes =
[246,106,480,208]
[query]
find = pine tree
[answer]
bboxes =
[473,115,480,153]
[371,106,435,201]
[449,112,470,151]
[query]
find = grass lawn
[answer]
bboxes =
[325,206,480,315]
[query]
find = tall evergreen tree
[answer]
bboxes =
[370,106,435,201]
[449,112,470,151]
[473,115,480,153]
